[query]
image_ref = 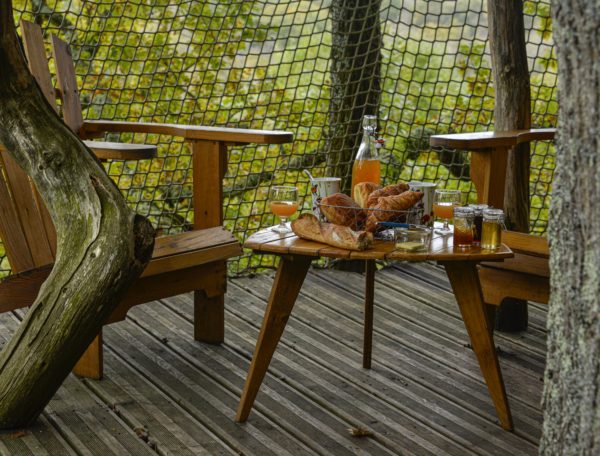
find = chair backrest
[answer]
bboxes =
[20,20,84,133]
[0,21,64,274]
[0,150,56,273]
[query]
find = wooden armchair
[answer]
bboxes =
[429,129,553,313]
[0,21,293,379]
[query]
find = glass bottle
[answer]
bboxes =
[351,115,381,196]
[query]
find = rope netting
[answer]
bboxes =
[0,0,556,276]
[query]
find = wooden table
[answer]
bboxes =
[235,227,515,430]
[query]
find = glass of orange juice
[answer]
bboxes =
[269,186,299,234]
[433,189,462,234]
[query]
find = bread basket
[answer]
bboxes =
[317,202,424,234]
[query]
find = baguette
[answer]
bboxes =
[291,213,373,251]
[319,193,367,230]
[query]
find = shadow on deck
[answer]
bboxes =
[0,263,545,455]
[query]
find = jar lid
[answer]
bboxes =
[483,208,504,219]
[468,204,489,214]
[454,206,474,216]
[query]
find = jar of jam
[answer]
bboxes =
[469,204,489,244]
[453,206,474,248]
[481,209,504,250]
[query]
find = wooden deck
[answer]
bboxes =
[0,263,545,455]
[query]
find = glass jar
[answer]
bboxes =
[481,209,504,250]
[394,225,432,251]
[453,206,474,248]
[468,204,489,244]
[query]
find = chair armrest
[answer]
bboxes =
[82,120,294,145]
[83,140,157,160]
[502,231,549,258]
[429,128,556,150]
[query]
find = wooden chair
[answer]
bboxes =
[0,21,293,379]
[429,129,553,313]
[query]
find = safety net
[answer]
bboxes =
[1,0,556,276]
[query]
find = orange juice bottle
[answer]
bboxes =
[351,115,381,196]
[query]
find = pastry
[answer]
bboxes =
[365,182,410,208]
[353,182,380,208]
[319,193,367,230]
[365,190,424,231]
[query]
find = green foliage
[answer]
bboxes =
[0,0,557,277]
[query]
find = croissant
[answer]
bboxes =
[365,182,410,208]
[291,213,373,251]
[353,182,380,208]
[365,190,424,232]
[319,193,367,230]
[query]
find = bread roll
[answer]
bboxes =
[365,190,424,231]
[366,182,410,208]
[291,213,373,251]
[353,182,380,208]
[319,193,367,230]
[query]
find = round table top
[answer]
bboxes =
[244,225,513,263]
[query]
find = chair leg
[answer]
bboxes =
[73,331,103,380]
[236,254,311,422]
[194,291,224,344]
[442,261,513,431]
[363,260,375,369]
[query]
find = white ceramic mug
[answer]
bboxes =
[309,177,341,220]
[408,181,438,227]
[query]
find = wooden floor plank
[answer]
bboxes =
[393,262,549,332]
[123,302,398,456]
[313,268,547,377]
[0,314,153,456]
[252,270,545,411]
[229,277,539,453]
[0,264,545,455]
[149,296,465,456]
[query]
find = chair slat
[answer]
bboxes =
[0,155,35,273]
[51,34,84,133]
[0,151,54,269]
[20,20,59,113]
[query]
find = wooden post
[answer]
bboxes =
[487,0,531,331]
[192,140,227,343]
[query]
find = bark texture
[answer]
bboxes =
[487,0,531,232]
[540,2,600,454]
[0,1,154,428]
[327,0,381,192]
[487,0,531,331]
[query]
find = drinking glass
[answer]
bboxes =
[433,189,462,234]
[269,186,299,234]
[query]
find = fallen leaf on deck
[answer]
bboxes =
[348,425,374,438]
[6,431,26,440]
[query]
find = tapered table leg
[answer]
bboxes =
[236,254,312,422]
[363,260,375,369]
[441,261,514,431]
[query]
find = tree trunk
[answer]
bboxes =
[327,0,381,193]
[487,0,531,331]
[0,1,154,429]
[540,3,600,454]
[487,0,531,231]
